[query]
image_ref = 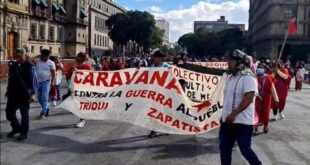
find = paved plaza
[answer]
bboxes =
[1,81,310,165]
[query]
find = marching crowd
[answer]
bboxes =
[3,47,308,165]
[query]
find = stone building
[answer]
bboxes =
[28,0,68,56]
[88,0,126,57]
[248,0,310,61]
[1,0,29,60]
[64,0,89,56]
[28,0,89,57]
[155,18,170,46]
[194,16,245,33]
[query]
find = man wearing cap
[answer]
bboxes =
[33,49,56,119]
[219,49,261,165]
[5,48,36,141]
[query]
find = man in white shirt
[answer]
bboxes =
[220,49,262,165]
[34,49,56,119]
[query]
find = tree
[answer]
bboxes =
[218,28,245,52]
[177,28,246,58]
[127,11,156,52]
[106,10,160,54]
[149,27,164,49]
[106,13,130,46]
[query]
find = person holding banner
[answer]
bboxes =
[271,60,291,120]
[220,49,262,165]
[71,52,91,128]
[254,63,279,134]
[148,50,169,138]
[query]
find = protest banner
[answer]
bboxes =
[58,67,228,134]
[171,65,222,102]
[188,62,228,70]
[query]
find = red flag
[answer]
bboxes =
[288,17,297,34]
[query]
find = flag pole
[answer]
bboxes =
[277,29,289,61]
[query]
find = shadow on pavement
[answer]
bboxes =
[3,129,219,159]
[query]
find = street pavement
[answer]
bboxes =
[0,80,310,165]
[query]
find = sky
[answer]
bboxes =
[116,0,249,42]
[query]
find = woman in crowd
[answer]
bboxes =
[295,63,305,91]
[254,62,279,134]
[69,52,91,128]
[271,60,291,120]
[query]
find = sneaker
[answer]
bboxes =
[253,127,258,135]
[52,101,57,106]
[274,114,278,121]
[38,112,45,119]
[7,130,21,138]
[280,112,285,119]
[17,134,27,141]
[45,108,49,117]
[38,115,46,120]
[148,131,157,138]
[263,127,269,134]
[76,120,86,128]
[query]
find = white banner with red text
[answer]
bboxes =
[58,67,228,134]
[187,62,228,69]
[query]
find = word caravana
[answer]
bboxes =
[74,70,181,94]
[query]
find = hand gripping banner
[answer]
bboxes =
[58,66,228,134]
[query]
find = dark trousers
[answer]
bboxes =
[219,123,262,165]
[5,100,30,136]
[56,85,61,100]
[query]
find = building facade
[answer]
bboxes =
[248,0,310,61]
[194,16,245,33]
[1,0,29,60]
[64,0,89,56]
[28,0,68,56]
[89,0,125,57]
[155,19,170,46]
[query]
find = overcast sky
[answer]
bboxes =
[116,0,249,42]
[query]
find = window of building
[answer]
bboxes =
[31,46,34,53]
[49,26,55,41]
[39,24,46,40]
[95,16,98,29]
[94,34,97,45]
[9,0,19,4]
[58,26,64,42]
[97,35,100,46]
[103,36,105,47]
[83,34,85,39]
[58,47,61,53]
[284,7,292,19]
[30,22,37,39]
[49,47,52,53]
[40,46,43,51]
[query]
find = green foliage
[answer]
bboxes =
[106,10,162,53]
[106,13,130,46]
[149,27,164,49]
[178,28,245,57]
